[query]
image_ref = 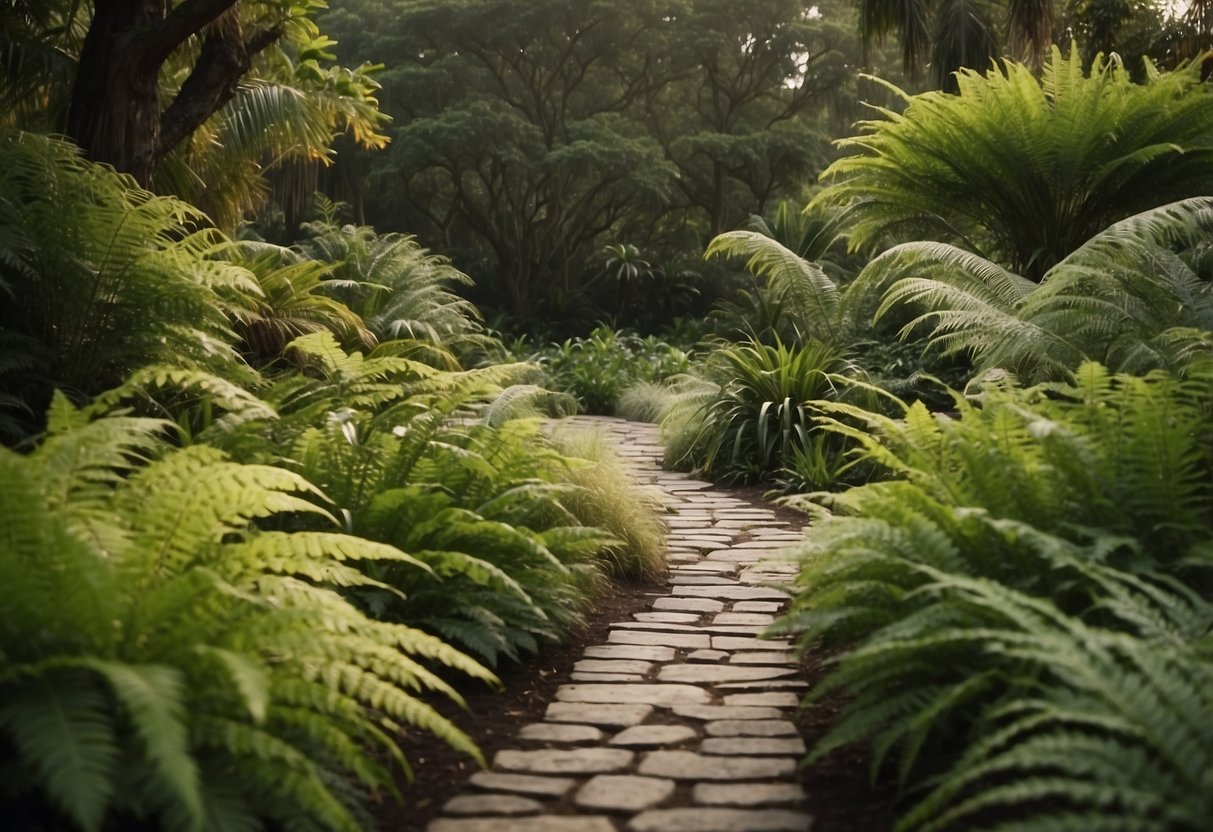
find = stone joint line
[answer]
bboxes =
[427,416,811,832]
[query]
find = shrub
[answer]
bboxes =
[0,395,489,832]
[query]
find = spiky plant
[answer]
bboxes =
[0,393,490,832]
[815,46,1213,282]
[858,197,1213,382]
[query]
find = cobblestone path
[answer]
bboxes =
[427,416,812,832]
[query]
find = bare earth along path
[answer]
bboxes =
[425,416,816,832]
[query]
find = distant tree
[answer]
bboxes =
[322,0,855,319]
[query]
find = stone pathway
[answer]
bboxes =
[427,416,811,832]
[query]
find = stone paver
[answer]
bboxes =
[495,748,635,774]
[628,808,812,832]
[426,417,815,832]
[515,723,606,744]
[544,702,654,727]
[467,771,577,797]
[610,725,699,747]
[442,794,543,816]
[575,775,676,812]
[692,783,806,806]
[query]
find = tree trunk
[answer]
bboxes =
[65,0,280,188]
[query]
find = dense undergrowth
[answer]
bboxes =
[0,132,664,831]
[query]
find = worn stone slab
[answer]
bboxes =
[651,597,725,613]
[467,771,578,797]
[637,750,796,781]
[705,550,772,563]
[729,651,797,665]
[712,636,792,651]
[668,576,738,586]
[672,705,784,721]
[722,692,800,708]
[613,621,702,632]
[571,672,646,682]
[692,783,806,807]
[583,644,676,662]
[634,612,701,624]
[430,818,617,832]
[658,665,798,684]
[574,659,654,675]
[544,702,654,727]
[733,601,783,613]
[442,794,544,816]
[687,649,729,663]
[677,561,739,573]
[609,630,711,649]
[673,585,788,601]
[576,775,676,813]
[609,724,699,747]
[713,612,776,626]
[556,683,711,707]
[515,723,606,744]
[701,737,807,756]
[698,624,769,636]
[705,719,798,737]
[628,808,812,832]
[494,748,634,775]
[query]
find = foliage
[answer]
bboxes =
[815,47,1213,282]
[0,394,490,832]
[0,131,256,439]
[861,197,1213,383]
[773,362,1213,828]
[293,218,490,362]
[319,0,857,322]
[549,426,669,583]
[663,337,867,485]
[528,327,693,415]
[215,332,645,666]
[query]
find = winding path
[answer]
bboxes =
[427,416,813,832]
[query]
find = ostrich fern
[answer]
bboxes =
[0,395,490,832]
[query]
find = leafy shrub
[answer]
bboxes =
[216,332,647,666]
[529,326,692,414]
[772,362,1213,829]
[0,131,256,438]
[0,395,489,832]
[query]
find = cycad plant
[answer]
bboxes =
[0,395,489,832]
[814,46,1213,282]
[859,197,1213,382]
[294,218,488,366]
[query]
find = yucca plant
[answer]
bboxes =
[814,46,1213,282]
[0,393,490,832]
[667,336,865,485]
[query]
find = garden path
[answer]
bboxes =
[425,415,813,832]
